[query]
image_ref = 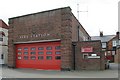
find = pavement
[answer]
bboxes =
[0,63,119,78]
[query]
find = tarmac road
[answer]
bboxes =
[0,63,119,78]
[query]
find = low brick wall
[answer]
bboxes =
[75,40,105,70]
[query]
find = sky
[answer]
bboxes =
[0,0,119,36]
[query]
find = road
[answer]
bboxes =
[0,63,119,78]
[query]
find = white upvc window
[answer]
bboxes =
[119,40,120,45]
[102,43,106,48]
[0,37,3,41]
[112,40,116,47]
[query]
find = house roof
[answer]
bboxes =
[0,19,9,29]
[91,35,115,43]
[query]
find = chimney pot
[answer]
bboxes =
[100,31,103,37]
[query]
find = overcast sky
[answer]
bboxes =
[0,0,119,36]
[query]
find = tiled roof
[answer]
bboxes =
[0,19,9,29]
[91,35,115,42]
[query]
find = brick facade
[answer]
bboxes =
[107,32,119,62]
[8,7,91,70]
[0,20,9,65]
[114,47,120,63]
[75,41,105,70]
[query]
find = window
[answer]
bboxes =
[24,56,28,60]
[119,40,120,45]
[46,56,52,60]
[38,52,43,55]
[112,40,116,47]
[38,56,43,60]
[24,52,28,55]
[55,46,61,50]
[83,54,88,59]
[31,47,36,50]
[55,51,61,54]
[31,56,36,60]
[113,47,116,51]
[1,54,3,59]
[107,51,111,55]
[38,47,44,50]
[46,46,52,50]
[18,56,22,60]
[102,43,106,48]
[18,52,22,55]
[46,52,52,54]
[24,48,28,50]
[31,52,36,55]
[112,51,115,55]
[55,56,61,60]
[0,38,3,41]
[18,48,22,51]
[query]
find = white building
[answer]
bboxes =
[0,19,8,65]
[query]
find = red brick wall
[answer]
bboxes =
[8,7,90,70]
[0,20,9,29]
[72,15,90,42]
[0,20,2,27]
[115,47,120,63]
[75,41,105,70]
[108,33,119,50]
[8,7,73,70]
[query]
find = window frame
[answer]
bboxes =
[46,56,52,60]
[0,37,3,41]
[55,56,61,60]
[23,56,29,60]
[38,52,44,55]
[31,47,36,50]
[46,46,52,50]
[24,52,28,55]
[46,52,52,55]
[55,51,61,55]
[24,48,28,51]
[30,52,36,55]
[38,56,44,60]
[18,56,22,60]
[30,56,36,60]
[38,47,44,50]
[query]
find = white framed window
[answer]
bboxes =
[0,37,3,41]
[102,43,106,48]
[18,56,22,60]
[112,40,116,47]
[119,40,120,45]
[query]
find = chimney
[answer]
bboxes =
[116,32,119,39]
[100,31,103,37]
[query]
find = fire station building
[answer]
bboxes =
[8,7,105,70]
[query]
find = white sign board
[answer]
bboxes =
[88,56,100,59]
[91,54,97,56]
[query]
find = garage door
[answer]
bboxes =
[16,41,61,70]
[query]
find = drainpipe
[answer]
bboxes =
[78,26,80,41]
[72,43,76,70]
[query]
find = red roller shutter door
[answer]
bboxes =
[16,41,61,70]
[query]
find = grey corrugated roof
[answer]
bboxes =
[91,35,115,42]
